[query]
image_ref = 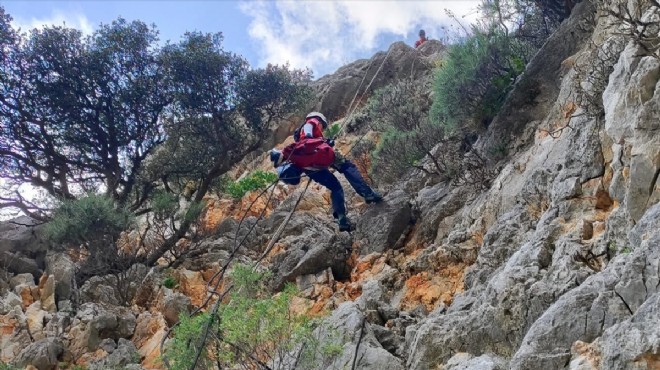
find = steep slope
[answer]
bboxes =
[1,1,659,369]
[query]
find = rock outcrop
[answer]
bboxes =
[1,0,659,368]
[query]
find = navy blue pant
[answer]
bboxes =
[305,160,374,218]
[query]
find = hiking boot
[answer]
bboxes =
[337,215,354,232]
[364,191,383,204]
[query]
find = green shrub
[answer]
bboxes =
[364,78,458,185]
[323,123,342,138]
[151,190,179,220]
[45,193,134,247]
[225,170,278,199]
[165,264,340,370]
[163,276,177,289]
[183,200,205,223]
[45,193,135,282]
[431,30,529,133]
[165,312,213,370]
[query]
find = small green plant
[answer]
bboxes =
[183,200,205,223]
[163,276,177,289]
[323,123,341,138]
[225,170,278,199]
[0,362,20,370]
[165,264,340,370]
[165,312,213,370]
[151,190,179,220]
[608,240,633,254]
[608,240,617,252]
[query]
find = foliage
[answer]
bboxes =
[225,170,278,199]
[431,30,529,133]
[0,362,19,370]
[573,38,624,118]
[163,276,177,289]
[45,193,136,281]
[0,16,168,215]
[151,190,179,221]
[480,0,565,46]
[45,193,134,248]
[367,77,496,190]
[596,0,660,57]
[0,5,312,272]
[166,264,340,370]
[166,312,213,370]
[323,123,342,139]
[365,78,457,184]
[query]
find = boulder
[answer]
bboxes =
[354,189,412,255]
[312,41,441,121]
[0,305,31,362]
[0,216,49,259]
[13,338,64,370]
[268,212,352,290]
[298,302,404,370]
[599,292,660,369]
[444,353,508,370]
[67,303,136,358]
[160,292,192,326]
[0,251,41,279]
[25,301,49,340]
[44,252,75,303]
[38,274,56,313]
[88,338,141,370]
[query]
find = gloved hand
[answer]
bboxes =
[326,138,335,147]
[269,149,282,168]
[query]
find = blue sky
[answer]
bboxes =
[3,0,481,78]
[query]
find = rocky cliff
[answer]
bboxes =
[1,1,659,369]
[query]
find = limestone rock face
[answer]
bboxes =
[297,302,404,370]
[0,217,49,278]
[44,253,75,303]
[311,40,444,121]
[355,189,412,255]
[13,338,63,370]
[2,0,660,368]
[67,303,136,359]
[268,210,352,290]
[159,291,192,326]
[87,338,142,370]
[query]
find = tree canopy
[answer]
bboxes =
[0,7,311,221]
[0,6,311,273]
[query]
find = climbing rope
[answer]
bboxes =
[162,43,396,370]
[336,45,395,138]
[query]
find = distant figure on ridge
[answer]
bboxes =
[415,29,428,48]
[270,112,382,232]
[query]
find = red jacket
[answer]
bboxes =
[301,117,325,140]
[415,38,427,48]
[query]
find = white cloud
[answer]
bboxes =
[11,10,94,36]
[240,0,481,78]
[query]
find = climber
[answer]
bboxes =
[271,112,383,232]
[415,29,428,48]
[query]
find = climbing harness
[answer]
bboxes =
[162,43,395,370]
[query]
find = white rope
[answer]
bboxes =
[336,46,396,137]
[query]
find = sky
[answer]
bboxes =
[2,0,482,78]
